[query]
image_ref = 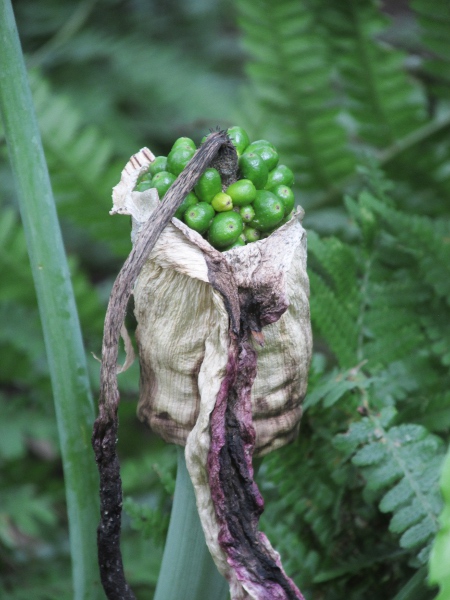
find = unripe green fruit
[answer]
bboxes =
[271,184,295,215]
[227,126,250,156]
[149,156,168,176]
[167,145,196,176]
[208,212,244,249]
[211,192,233,212]
[240,205,255,223]
[265,165,294,190]
[172,137,196,151]
[195,168,222,203]
[174,192,198,220]
[239,152,268,189]
[250,190,285,231]
[151,171,176,199]
[184,202,215,234]
[226,179,256,206]
[243,226,261,243]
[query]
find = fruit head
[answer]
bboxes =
[211,192,233,212]
[149,156,168,176]
[151,171,176,199]
[271,184,295,215]
[208,211,244,249]
[250,190,285,232]
[184,202,215,234]
[226,179,256,206]
[167,145,196,176]
[227,126,250,156]
[195,168,223,203]
[265,165,294,190]
[174,191,198,220]
[239,152,269,189]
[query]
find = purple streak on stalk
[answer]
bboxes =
[207,333,305,600]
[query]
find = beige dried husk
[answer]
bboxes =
[112,147,312,598]
[111,148,312,458]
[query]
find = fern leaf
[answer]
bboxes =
[308,230,362,367]
[317,0,426,146]
[429,444,450,600]
[336,414,445,563]
[28,72,130,256]
[235,0,355,191]
[412,0,450,97]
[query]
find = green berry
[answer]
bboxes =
[243,226,261,243]
[174,192,198,220]
[208,212,244,249]
[247,143,279,171]
[271,184,295,215]
[211,192,233,212]
[239,152,268,189]
[151,171,176,199]
[250,190,285,232]
[223,237,246,250]
[226,179,256,206]
[136,180,154,192]
[265,165,294,190]
[247,139,276,152]
[149,156,168,177]
[239,205,255,223]
[183,202,215,234]
[172,137,196,151]
[195,168,222,203]
[227,126,250,156]
[167,145,196,176]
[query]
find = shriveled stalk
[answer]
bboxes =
[0,2,102,599]
[154,447,229,600]
[93,131,236,599]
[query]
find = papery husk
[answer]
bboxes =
[112,148,312,600]
[132,198,311,457]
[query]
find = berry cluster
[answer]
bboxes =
[135,126,295,251]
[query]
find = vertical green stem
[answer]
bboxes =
[0,2,102,599]
[154,447,229,600]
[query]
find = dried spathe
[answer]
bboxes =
[103,134,312,599]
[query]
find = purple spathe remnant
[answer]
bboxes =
[207,330,305,600]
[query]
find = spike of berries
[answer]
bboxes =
[134,127,298,251]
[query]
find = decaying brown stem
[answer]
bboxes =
[91,130,235,600]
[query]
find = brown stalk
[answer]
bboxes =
[91,130,235,600]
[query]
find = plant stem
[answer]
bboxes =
[154,446,229,600]
[314,113,450,209]
[0,2,102,599]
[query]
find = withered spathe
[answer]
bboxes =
[96,132,312,600]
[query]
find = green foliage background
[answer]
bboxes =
[1,0,449,598]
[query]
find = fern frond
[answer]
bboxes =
[317,0,426,147]
[365,194,450,299]
[28,71,130,256]
[235,0,355,191]
[412,0,450,97]
[0,208,34,302]
[429,444,450,599]
[123,497,169,544]
[0,204,104,349]
[383,124,450,217]
[335,409,445,563]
